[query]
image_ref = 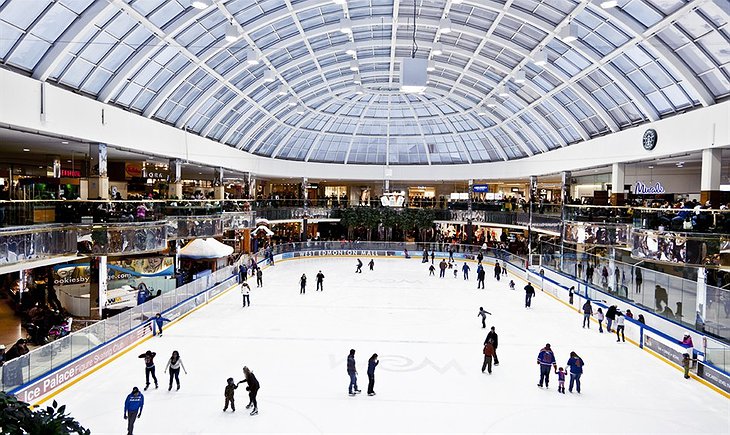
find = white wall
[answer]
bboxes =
[1,69,728,181]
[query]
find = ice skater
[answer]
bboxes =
[356,259,363,273]
[476,265,485,289]
[429,264,435,276]
[596,307,605,333]
[239,366,260,415]
[316,270,325,291]
[138,351,158,390]
[256,268,263,287]
[582,300,592,328]
[123,386,144,435]
[537,343,556,388]
[569,286,575,305]
[152,313,171,336]
[524,282,536,308]
[502,262,507,277]
[223,377,240,412]
[606,305,617,333]
[241,282,251,307]
[368,259,374,271]
[485,326,500,365]
[615,311,625,342]
[164,350,187,391]
[494,262,502,281]
[300,273,307,294]
[566,351,584,393]
[439,259,447,278]
[555,367,566,394]
[509,280,515,290]
[682,353,691,379]
[482,339,496,374]
[477,307,492,328]
[462,262,470,280]
[347,349,360,396]
[367,353,379,396]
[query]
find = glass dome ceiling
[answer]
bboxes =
[0,0,728,165]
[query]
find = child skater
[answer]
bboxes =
[224,377,241,412]
[509,280,515,290]
[429,264,435,276]
[555,367,566,394]
[477,307,492,329]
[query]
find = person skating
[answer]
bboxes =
[476,266,486,289]
[524,282,536,308]
[429,264,435,276]
[138,351,158,390]
[300,273,307,294]
[223,377,240,412]
[439,259,447,278]
[241,282,251,307]
[239,263,248,283]
[582,300,593,328]
[256,268,263,287]
[367,353,379,396]
[537,343,556,388]
[347,349,360,396]
[316,270,325,291]
[124,386,144,435]
[566,351,584,393]
[682,353,691,379]
[615,311,625,342]
[477,307,492,328]
[482,339,496,374]
[152,313,171,336]
[164,350,187,391]
[569,286,575,305]
[368,259,374,271]
[502,262,507,277]
[605,305,617,333]
[596,308,605,333]
[239,366,260,415]
[508,280,515,290]
[356,259,363,273]
[485,326,500,365]
[477,252,483,264]
[494,262,502,281]
[555,367,566,394]
[431,250,435,264]
[462,262,470,280]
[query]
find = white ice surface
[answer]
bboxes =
[49,257,729,434]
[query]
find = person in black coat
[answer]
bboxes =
[316,271,325,291]
[300,274,307,294]
[524,282,536,308]
[239,366,260,415]
[485,326,499,365]
[605,305,618,333]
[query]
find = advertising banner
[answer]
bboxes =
[696,362,730,394]
[564,222,630,246]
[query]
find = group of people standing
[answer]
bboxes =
[536,344,585,394]
[347,349,379,396]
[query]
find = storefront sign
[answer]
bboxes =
[634,181,665,195]
[125,162,143,179]
[145,170,169,180]
[60,169,81,177]
[472,184,490,192]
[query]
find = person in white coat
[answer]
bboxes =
[164,350,188,391]
[241,282,251,307]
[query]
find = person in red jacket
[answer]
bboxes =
[482,339,496,374]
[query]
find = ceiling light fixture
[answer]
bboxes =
[600,0,619,9]
[276,85,288,96]
[245,49,260,66]
[61,141,69,144]
[533,49,548,66]
[432,42,443,56]
[426,59,436,72]
[287,96,297,107]
[225,21,242,42]
[349,60,359,71]
[514,70,526,84]
[559,23,579,43]
[439,18,452,34]
[340,18,353,34]
[190,0,211,9]
[486,99,498,108]
[498,85,510,98]
[355,85,365,95]
[263,70,275,83]
[23,148,30,152]
[345,42,357,56]
[353,73,362,84]
[477,106,488,116]
[296,105,306,115]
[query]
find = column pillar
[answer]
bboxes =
[88,143,108,199]
[700,148,722,206]
[213,167,224,200]
[560,171,572,271]
[527,175,537,266]
[245,172,256,199]
[301,177,308,241]
[610,163,626,206]
[168,159,182,199]
[89,256,107,319]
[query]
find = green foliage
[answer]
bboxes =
[338,207,435,232]
[0,392,90,435]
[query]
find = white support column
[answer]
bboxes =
[213,167,225,200]
[610,162,625,206]
[88,143,109,199]
[696,267,707,331]
[98,256,108,320]
[168,159,182,199]
[700,148,722,206]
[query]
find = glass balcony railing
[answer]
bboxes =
[0,224,77,265]
[631,228,729,267]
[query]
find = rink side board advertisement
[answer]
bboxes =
[696,362,730,394]
[12,326,151,403]
[290,250,398,258]
[643,331,686,366]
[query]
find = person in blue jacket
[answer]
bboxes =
[537,343,557,388]
[566,351,584,393]
[124,386,144,435]
[462,262,471,280]
[152,313,170,336]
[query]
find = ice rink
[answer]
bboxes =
[47,257,729,434]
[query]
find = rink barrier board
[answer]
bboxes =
[15,275,241,406]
